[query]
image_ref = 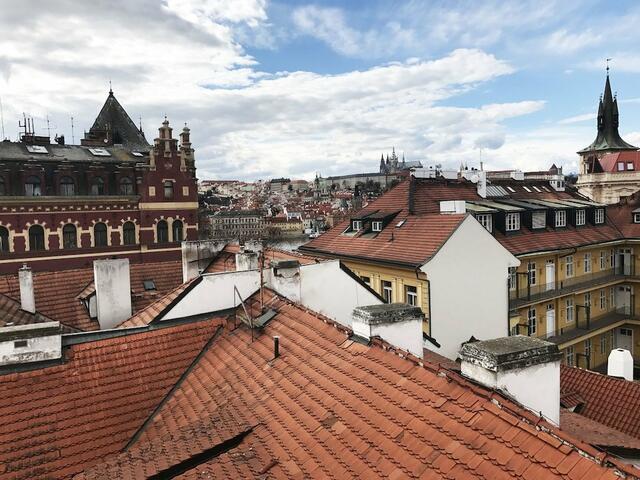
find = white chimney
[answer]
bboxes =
[181,240,226,282]
[93,258,132,329]
[460,336,561,426]
[0,321,61,366]
[235,250,259,271]
[608,348,633,381]
[351,304,424,358]
[268,260,301,302]
[439,200,466,214]
[18,264,36,314]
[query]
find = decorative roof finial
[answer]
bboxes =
[606,57,612,76]
[109,79,113,95]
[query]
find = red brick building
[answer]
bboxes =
[0,89,198,273]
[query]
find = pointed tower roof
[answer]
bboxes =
[579,72,637,154]
[88,89,150,150]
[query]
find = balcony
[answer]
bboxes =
[509,265,637,309]
[513,306,637,346]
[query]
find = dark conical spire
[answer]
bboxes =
[579,69,637,154]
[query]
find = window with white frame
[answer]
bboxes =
[508,267,516,291]
[595,208,605,224]
[635,213,640,224]
[372,221,383,232]
[600,251,606,270]
[565,255,574,277]
[405,285,418,306]
[532,211,546,229]
[584,339,592,358]
[584,292,591,308]
[618,162,625,171]
[600,334,607,355]
[600,289,606,309]
[528,307,537,336]
[527,262,536,286]
[610,249,616,268]
[381,280,393,303]
[476,214,492,233]
[352,220,362,231]
[555,210,567,227]
[506,213,520,232]
[575,209,586,226]
[566,346,574,366]
[584,253,592,273]
[628,162,635,170]
[610,287,616,307]
[566,298,574,323]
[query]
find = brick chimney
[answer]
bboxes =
[18,264,36,314]
[351,304,424,358]
[460,336,562,425]
[93,258,132,329]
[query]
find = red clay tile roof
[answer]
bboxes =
[0,291,62,329]
[598,151,640,173]
[0,319,222,480]
[561,365,640,439]
[0,261,184,331]
[72,292,640,478]
[203,243,319,274]
[560,410,640,450]
[608,191,640,239]
[303,177,625,260]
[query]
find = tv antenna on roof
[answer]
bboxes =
[70,116,75,144]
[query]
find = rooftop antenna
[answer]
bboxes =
[70,116,75,144]
[0,96,5,140]
[46,115,51,139]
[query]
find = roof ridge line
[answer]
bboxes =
[123,323,225,450]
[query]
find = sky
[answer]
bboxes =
[1,1,640,181]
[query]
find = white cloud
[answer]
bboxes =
[544,29,602,54]
[558,112,595,124]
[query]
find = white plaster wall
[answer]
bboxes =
[0,334,61,366]
[461,360,560,426]
[162,270,260,320]
[181,240,227,282]
[422,216,520,360]
[94,258,132,330]
[371,319,423,358]
[18,267,35,313]
[294,261,383,328]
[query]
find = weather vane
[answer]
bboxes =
[606,58,612,74]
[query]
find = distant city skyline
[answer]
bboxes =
[1,1,640,181]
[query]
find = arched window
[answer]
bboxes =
[62,224,77,249]
[90,177,105,195]
[172,220,184,242]
[157,220,168,243]
[25,176,41,196]
[29,225,45,251]
[60,176,75,196]
[119,177,134,195]
[123,221,136,245]
[94,222,108,247]
[163,180,174,199]
[0,177,6,196]
[0,226,9,252]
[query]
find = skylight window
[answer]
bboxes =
[131,151,144,157]
[507,186,515,193]
[396,220,406,228]
[532,186,541,192]
[26,145,48,154]
[143,280,156,291]
[88,148,111,157]
[523,186,531,193]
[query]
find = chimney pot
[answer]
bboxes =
[274,335,280,359]
[460,336,561,425]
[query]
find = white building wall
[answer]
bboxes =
[421,216,520,359]
[94,258,132,330]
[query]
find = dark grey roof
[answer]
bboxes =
[0,141,146,163]
[90,91,150,151]
[579,75,638,154]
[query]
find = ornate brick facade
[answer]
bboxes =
[0,91,198,273]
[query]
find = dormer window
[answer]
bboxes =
[372,221,383,232]
[634,213,640,224]
[555,210,566,228]
[352,220,362,231]
[628,162,634,171]
[532,211,546,229]
[595,208,605,224]
[506,213,520,232]
[476,214,492,233]
[618,162,625,171]
[575,209,586,226]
